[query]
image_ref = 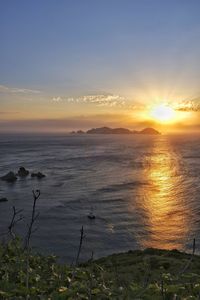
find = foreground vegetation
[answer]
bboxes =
[1,191,200,299]
[1,238,200,299]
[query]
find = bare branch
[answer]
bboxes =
[75,226,85,266]
[69,226,85,286]
[8,206,24,240]
[24,189,40,299]
[24,190,40,251]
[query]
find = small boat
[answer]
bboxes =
[88,212,96,220]
[88,207,96,220]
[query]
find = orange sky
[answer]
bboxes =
[0,85,199,133]
[1,2,200,133]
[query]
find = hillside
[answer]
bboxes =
[71,127,161,135]
[1,239,200,299]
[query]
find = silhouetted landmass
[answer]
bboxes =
[31,172,46,179]
[77,130,85,134]
[0,197,8,202]
[138,127,160,135]
[87,127,133,134]
[17,167,29,177]
[0,171,17,183]
[0,168,46,184]
[71,126,160,135]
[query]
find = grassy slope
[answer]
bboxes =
[93,248,200,284]
[83,248,200,299]
[1,239,200,299]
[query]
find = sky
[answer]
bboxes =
[0,0,200,133]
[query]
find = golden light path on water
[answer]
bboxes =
[135,136,190,250]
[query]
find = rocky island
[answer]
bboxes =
[72,127,160,135]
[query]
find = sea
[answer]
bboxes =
[0,133,200,263]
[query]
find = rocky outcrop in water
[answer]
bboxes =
[31,172,46,179]
[1,168,46,183]
[17,167,29,177]
[0,172,17,183]
[0,197,8,202]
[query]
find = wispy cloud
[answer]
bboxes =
[52,94,126,107]
[0,85,41,94]
[174,99,200,112]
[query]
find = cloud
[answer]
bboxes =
[52,96,63,103]
[0,85,41,94]
[51,94,148,112]
[174,99,200,112]
[52,94,126,107]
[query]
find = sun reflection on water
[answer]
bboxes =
[136,136,189,250]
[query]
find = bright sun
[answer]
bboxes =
[150,104,175,123]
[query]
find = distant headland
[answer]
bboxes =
[71,127,160,135]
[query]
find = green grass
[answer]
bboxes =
[1,238,200,299]
[94,248,200,283]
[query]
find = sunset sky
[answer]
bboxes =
[1,0,200,133]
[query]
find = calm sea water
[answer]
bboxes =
[0,133,200,262]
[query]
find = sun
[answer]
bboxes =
[150,104,175,123]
